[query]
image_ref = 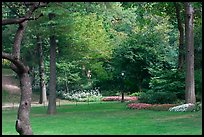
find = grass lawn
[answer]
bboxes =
[2,102,202,135]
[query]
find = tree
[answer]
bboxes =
[37,35,47,104]
[174,2,185,71]
[2,2,48,135]
[184,2,196,104]
[47,13,57,114]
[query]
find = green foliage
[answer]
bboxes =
[56,60,81,90]
[149,68,185,100]
[129,92,142,97]
[2,59,11,68]
[139,90,177,104]
[57,88,102,102]
[2,2,202,107]
[194,69,202,101]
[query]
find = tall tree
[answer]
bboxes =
[184,2,196,104]
[47,13,57,114]
[2,2,48,135]
[174,2,185,71]
[37,35,47,104]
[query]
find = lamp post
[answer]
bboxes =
[121,71,125,103]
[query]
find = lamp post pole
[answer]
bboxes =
[121,72,125,103]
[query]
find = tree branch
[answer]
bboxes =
[3,2,22,18]
[2,2,48,26]
[2,52,29,74]
[2,13,43,25]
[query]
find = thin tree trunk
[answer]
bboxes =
[37,35,47,104]
[47,13,57,114]
[139,78,143,92]
[174,2,184,71]
[65,71,69,93]
[184,2,196,104]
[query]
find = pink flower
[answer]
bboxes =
[102,96,138,101]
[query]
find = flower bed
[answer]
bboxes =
[128,103,152,110]
[169,103,195,112]
[101,96,138,102]
[128,103,178,111]
[149,104,178,111]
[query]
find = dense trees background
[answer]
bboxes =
[2,2,202,135]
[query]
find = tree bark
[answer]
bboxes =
[16,72,33,135]
[37,35,47,104]
[47,13,57,114]
[184,2,196,104]
[174,2,185,71]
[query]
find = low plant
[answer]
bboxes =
[128,103,177,111]
[127,103,152,110]
[169,103,195,112]
[57,88,102,102]
[139,90,177,104]
[101,96,138,102]
[129,92,142,97]
[148,104,178,111]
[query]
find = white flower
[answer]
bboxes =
[169,103,195,112]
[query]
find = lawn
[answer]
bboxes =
[2,102,202,135]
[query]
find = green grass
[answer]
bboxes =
[2,102,202,135]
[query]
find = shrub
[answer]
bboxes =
[128,103,177,111]
[169,103,195,112]
[57,88,102,102]
[101,96,138,102]
[139,90,177,104]
[148,104,178,111]
[149,68,185,100]
[194,102,202,111]
[129,92,142,97]
[127,103,152,110]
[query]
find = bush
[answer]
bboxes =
[129,92,142,97]
[128,103,177,111]
[57,88,102,102]
[148,104,178,111]
[127,103,152,110]
[169,103,195,112]
[139,90,177,104]
[149,68,185,100]
[101,96,138,102]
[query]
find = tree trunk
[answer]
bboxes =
[37,35,47,104]
[139,78,143,92]
[65,71,69,93]
[16,72,33,135]
[47,13,57,114]
[174,2,184,71]
[11,20,33,135]
[121,92,124,102]
[184,2,196,104]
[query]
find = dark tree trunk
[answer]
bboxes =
[47,13,57,114]
[184,2,196,104]
[139,78,143,92]
[121,92,124,102]
[37,35,47,104]
[174,2,185,71]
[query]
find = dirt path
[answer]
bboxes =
[2,75,20,94]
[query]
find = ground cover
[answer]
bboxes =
[2,102,202,135]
